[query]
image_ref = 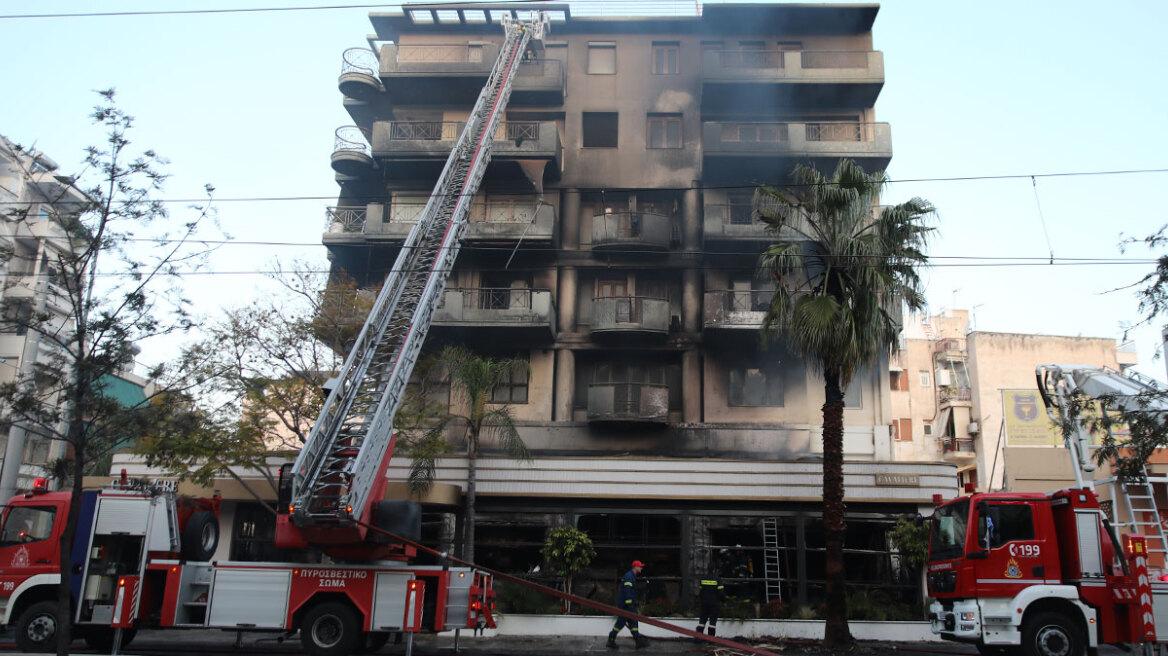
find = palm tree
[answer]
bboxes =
[425,345,531,564]
[756,159,933,648]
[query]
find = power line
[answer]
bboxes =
[4,167,1167,206]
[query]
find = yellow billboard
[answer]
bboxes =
[1002,389,1062,447]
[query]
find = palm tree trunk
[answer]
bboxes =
[464,430,478,564]
[821,365,852,648]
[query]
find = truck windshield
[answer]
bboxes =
[929,499,969,561]
[0,506,56,546]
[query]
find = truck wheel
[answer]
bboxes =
[15,600,60,653]
[300,601,360,656]
[83,627,137,652]
[1022,612,1084,656]
[182,511,219,561]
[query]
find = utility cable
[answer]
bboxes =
[1031,176,1055,265]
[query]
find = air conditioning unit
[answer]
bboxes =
[967,421,980,435]
[935,369,952,387]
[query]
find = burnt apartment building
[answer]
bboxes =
[323,2,956,613]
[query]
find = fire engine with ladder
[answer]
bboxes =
[927,364,1168,656]
[0,12,550,655]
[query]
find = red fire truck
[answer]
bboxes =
[0,11,550,655]
[927,364,1168,656]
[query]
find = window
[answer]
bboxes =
[651,42,679,74]
[489,354,529,404]
[895,418,912,442]
[978,504,1034,550]
[587,42,616,74]
[919,370,931,387]
[923,421,933,436]
[729,367,783,407]
[844,375,862,408]
[582,112,619,148]
[0,506,56,545]
[647,114,682,149]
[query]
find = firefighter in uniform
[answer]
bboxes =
[607,560,649,650]
[695,563,724,640]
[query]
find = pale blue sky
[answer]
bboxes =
[2,1,1166,379]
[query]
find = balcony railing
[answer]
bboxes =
[591,211,672,251]
[587,382,670,423]
[388,199,542,224]
[939,386,972,403]
[707,203,760,226]
[719,122,789,143]
[386,121,541,143]
[324,206,367,233]
[433,288,556,333]
[800,51,871,69]
[333,126,372,157]
[462,287,534,311]
[703,290,772,329]
[714,50,785,69]
[341,47,378,77]
[395,44,485,64]
[591,296,671,335]
[941,436,975,454]
[516,58,562,78]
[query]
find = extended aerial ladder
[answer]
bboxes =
[277,14,550,555]
[1036,363,1168,560]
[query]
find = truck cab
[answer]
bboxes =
[927,488,1148,656]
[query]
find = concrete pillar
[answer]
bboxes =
[558,266,577,333]
[682,185,701,251]
[561,188,580,251]
[682,268,701,334]
[554,349,575,422]
[682,350,702,423]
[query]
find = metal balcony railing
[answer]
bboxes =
[324,206,367,233]
[588,382,670,420]
[387,121,541,142]
[462,287,534,311]
[805,122,863,142]
[800,50,871,69]
[395,43,484,63]
[939,386,972,403]
[714,289,774,313]
[707,203,760,226]
[715,121,878,144]
[516,58,563,78]
[941,436,975,453]
[333,126,372,157]
[389,200,541,224]
[340,47,379,77]
[719,122,789,143]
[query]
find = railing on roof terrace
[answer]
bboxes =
[324,206,367,233]
[395,43,485,63]
[341,47,379,77]
[332,126,372,157]
[387,121,540,142]
[800,50,871,69]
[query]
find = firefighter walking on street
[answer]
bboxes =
[695,563,724,640]
[607,560,649,650]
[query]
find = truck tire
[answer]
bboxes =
[1022,612,1084,656]
[300,601,361,656]
[83,627,137,652]
[15,600,60,653]
[182,510,219,561]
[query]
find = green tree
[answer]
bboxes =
[427,346,531,563]
[890,517,930,613]
[0,91,217,655]
[756,159,933,648]
[541,526,596,613]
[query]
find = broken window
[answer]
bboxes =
[582,112,618,148]
[729,366,784,407]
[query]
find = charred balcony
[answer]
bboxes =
[702,49,884,112]
[591,211,672,253]
[338,48,385,101]
[324,197,555,245]
[701,121,891,185]
[591,296,671,338]
[703,290,773,331]
[371,120,562,184]
[330,127,376,179]
[379,43,564,106]
[431,287,556,343]
[587,382,670,425]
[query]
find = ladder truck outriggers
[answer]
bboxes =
[926,364,1168,656]
[0,13,551,655]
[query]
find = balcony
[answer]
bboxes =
[330,126,376,178]
[380,43,501,105]
[939,385,973,406]
[591,297,671,337]
[703,290,773,331]
[348,198,555,245]
[432,288,556,342]
[338,48,384,101]
[702,50,884,110]
[590,211,672,253]
[587,383,670,425]
[701,121,891,185]
[941,436,976,462]
[371,120,562,183]
[512,58,565,105]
